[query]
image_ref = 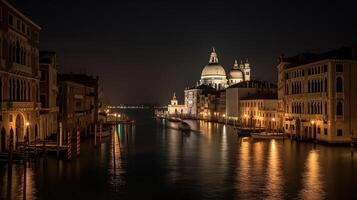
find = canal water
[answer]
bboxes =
[1,109,356,200]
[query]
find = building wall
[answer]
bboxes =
[58,81,95,134]
[39,52,59,138]
[279,59,357,143]
[240,99,281,131]
[226,87,257,120]
[0,1,41,151]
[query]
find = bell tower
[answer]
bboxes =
[171,93,178,106]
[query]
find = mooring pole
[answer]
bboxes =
[67,131,72,161]
[76,127,80,156]
[94,123,97,147]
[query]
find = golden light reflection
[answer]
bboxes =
[298,150,325,200]
[237,140,252,197]
[266,140,284,199]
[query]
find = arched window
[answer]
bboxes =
[16,79,20,101]
[336,102,343,116]
[336,77,343,93]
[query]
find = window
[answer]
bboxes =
[324,128,328,135]
[336,77,343,93]
[336,64,343,72]
[8,14,13,25]
[324,65,328,73]
[337,129,343,136]
[336,102,343,116]
[16,19,20,29]
[40,94,46,108]
[40,70,47,81]
[27,27,31,37]
[318,127,321,134]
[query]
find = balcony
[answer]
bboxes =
[10,62,32,75]
[1,101,40,111]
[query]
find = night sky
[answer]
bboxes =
[12,0,357,105]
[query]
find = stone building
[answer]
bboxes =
[167,93,187,116]
[239,93,281,131]
[277,46,357,143]
[167,48,251,119]
[58,73,99,135]
[226,80,277,124]
[39,51,58,139]
[0,0,41,151]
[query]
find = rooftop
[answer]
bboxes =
[280,46,357,68]
[227,80,277,89]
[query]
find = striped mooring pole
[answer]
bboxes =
[67,131,72,160]
[76,128,80,156]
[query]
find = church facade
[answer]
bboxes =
[168,48,252,118]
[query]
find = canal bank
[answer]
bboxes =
[1,109,357,200]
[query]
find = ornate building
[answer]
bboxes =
[39,51,59,139]
[200,48,227,90]
[277,46,357,143]
[200,48,251,90]
[0,0,41,152]
[167,48,253,119]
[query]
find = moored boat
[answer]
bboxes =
[251,132,284,140]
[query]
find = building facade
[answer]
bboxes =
[277,46,357,143]
[0,0,41,152]
[58,74,99,135]
[167,48,252,119]
[226,80,277,124]
[39,51,58,139]
[239,94,281,132]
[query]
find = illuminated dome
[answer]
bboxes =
[201,63,226,77]
[228,60,245,85]
[201,48,226,78]
[200,48,227,90]
[229,68,243,79]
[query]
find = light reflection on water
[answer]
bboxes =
[0,111,356,200]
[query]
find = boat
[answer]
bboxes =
[178,121,191,132]
[163,118,194,133]
[251,132,284,140]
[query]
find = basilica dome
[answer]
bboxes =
[200,48,226,78]
[201,63,226,77]
[199,48,228,90]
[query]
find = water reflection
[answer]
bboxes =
[298,149,325,200]
[108,125,125,189]
[0,162,37,200]
[265,140,284,199]
[237,139,252,199]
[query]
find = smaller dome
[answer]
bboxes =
[229,69,243,79]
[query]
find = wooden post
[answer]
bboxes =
[100,122,103,142]
[67,131,72,160]
[59,122,63,146]
[8,133,13,166]
[76,128,80,156]
[351,130,354,157]
[94,124,97,147]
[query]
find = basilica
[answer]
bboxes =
[200,48,251,90]
[168,48,251,116]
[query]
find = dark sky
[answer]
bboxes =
[12,0,357,105]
